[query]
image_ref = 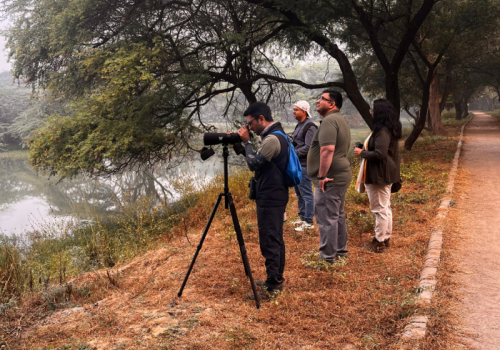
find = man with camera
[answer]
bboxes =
[291,101,317,232]
[307,90,351,264]
[237,102,289,300]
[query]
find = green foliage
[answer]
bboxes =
[441,111,456,120]
[299,250,348,272]
[2,0,299,177]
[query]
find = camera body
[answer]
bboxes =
[354,142,363,149]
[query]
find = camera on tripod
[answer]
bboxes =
[200,131,253,160]
[179,129,261,307]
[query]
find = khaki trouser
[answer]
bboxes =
[365,184,392,242]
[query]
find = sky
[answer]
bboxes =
[0,19,11,73]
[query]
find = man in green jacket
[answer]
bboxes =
[307,90,351,263]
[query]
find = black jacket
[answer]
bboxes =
[360,127,401,185]
[255,123,289,207]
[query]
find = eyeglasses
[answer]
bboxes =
[318,96,332,103]
[246,118,258,127]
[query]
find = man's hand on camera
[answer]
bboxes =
[237,126,251,142]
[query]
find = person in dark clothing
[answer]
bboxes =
[354,99,402,253]
[291,101,317,232]
[237,102,290,300]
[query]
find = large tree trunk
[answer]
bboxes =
[439,72,451,113]
[426,109,431,131]
[386,72,401,114]
[454,97,463,120]
[239,83,257,104]
[404,69,434,150]
[428,71,444,135]
[462,98,469,118]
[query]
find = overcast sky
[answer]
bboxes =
[0,19,11,73]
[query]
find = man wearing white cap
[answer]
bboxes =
[291,100,317,231]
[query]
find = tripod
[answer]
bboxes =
[177,144,260,308]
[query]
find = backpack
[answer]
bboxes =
[271,131,302,187]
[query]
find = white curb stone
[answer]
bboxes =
[401,116,473,341]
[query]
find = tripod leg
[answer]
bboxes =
[227,193,260,309]
[178,193,223,298]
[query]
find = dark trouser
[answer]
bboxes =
[256,205,286,291]
[314,185,349,262]
[293,166,314,224]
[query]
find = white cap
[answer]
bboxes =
[294,100,312,119]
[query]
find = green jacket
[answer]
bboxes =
[360,127,401,185]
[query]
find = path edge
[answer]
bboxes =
[400,115,474,341]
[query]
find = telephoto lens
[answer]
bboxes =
[203,133,242,146]
[355,142,363,149]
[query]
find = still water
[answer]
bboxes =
[0,152,239,237]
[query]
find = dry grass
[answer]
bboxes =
[0,122,469,350]
[410,166,475,349]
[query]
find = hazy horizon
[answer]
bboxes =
[0,19,12,73]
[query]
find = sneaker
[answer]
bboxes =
[291,219,304,225]
[294,221,314,232]
[363,238,386,253]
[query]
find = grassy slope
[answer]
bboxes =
[483,109,500,119]
[0,118,471,350]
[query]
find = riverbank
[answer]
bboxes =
[0,149,29,160]
[0,117,471,349]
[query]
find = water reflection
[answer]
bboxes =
[0,151,238,236]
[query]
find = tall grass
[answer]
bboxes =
[0,167,252,303]
[0,237,26,301]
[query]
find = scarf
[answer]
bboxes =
[355,132,373,193]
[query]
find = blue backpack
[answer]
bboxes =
[272,131,302,187]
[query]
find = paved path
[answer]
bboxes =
[460,112,500,349]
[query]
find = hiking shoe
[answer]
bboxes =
[294,222,314,232]
[363,238,386,253]
[246,288,281,301]
[254,279,285,291]
[384,238,390,248]
[254,280,266,287]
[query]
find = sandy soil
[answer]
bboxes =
[459,112,500,349]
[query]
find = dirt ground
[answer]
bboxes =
[458,112,500,349]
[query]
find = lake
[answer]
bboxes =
[0,152,239,237]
